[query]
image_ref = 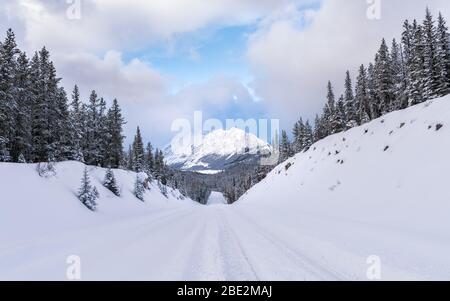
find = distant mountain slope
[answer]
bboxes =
[235,95,450,280]
[165,127,271,173]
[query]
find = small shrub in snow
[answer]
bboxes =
[103,167,120,196]
[77,167,98,211]
[436,123,444,131]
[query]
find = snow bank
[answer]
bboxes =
[236,95,450,280]
[0,161,194,244]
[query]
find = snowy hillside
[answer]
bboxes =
[165,127,271,172]
[236,95,450,280]
[0,162,193,244]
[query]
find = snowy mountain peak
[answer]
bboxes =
[195,127,271,157]
[165,127,271,172]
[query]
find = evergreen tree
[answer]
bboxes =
[374,39,395,115]
[355,64,371,123]
[126,145,134,171]
[344,71,358,127]
[436,12,450,96]
[313,114,326,142]
[103,167,120,196]
[335,95,347,133]
[0,29,19,162]
[423,8,440,99]
[145,142,154,174]
[323,81,339,135]
[132,126,145,172]
[409,20,426,105]
[367,63,378,119]
[98,97,109,166]
[69,85,84,161]
[279,130,292,162]
[11,52,33,161]
[292,119,303,153]
[391,39,408,110]
[303,120,314,150]
[31,48,62,162]
[85,90,102,165]
[77,167,98,211]
[106,99,125,168]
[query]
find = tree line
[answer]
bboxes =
[0,29,169,176]
[280,8,450,162]
[0,29,126,166]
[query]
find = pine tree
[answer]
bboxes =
[132,126,145,172]
[11,52,33,161]
[391,39,408,110]
[134,173,145,202]
[145,142,154,174]
[323,81,339,135]
[344,71,358,127]
[367,63,378,119]
[355,64,371,123]
[409,20,426,105]
[374,39,395,115]
[106,99,125,168]
[279,130,292,162]
[303,120,314,150]
[422,8,440,100]
[55,87,75,161]
[292,119,303,153]
[402,19,414,105]
[436,12,450,96]
[31,48,62,162]
[85,90,102,165]
[77,167,98,211]
[313,114,326,142]
[69,85,84,161]
[97,97,109,166]
[103,167,120,196]
[335,95,347,133]
[0,29,20,162]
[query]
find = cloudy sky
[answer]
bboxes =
[0,0,449,147]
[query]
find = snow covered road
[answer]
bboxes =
[0,204,355,281]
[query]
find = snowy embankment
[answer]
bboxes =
[0,162,194,244]
[236,95,450,280]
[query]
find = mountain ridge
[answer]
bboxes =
[165,127,272,173]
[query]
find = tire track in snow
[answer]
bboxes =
[180,207,259,281]
[225,209,345,280]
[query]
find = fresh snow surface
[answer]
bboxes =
[1,96,450,280]
[207,192,228,205]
